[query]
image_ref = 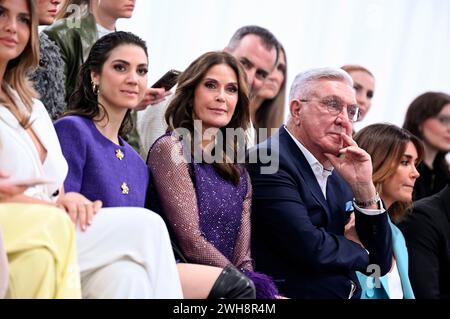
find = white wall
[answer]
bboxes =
[118,0,450,128]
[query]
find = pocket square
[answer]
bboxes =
[345,201,354,212]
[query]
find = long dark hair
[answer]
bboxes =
[65,31,147,138]
[354,124,424,223]
[165,51,250,185]
[403,92,450,179]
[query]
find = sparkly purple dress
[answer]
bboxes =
[147,134,277,299]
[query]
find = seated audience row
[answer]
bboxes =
[403,92,450,200]
[1,0,449,300]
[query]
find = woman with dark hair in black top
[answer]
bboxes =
[403,92,450,200]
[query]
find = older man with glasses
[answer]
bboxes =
[247,67,393,299]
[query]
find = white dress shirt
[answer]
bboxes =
[285,126,332,198]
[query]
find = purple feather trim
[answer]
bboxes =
[244,270,279,299]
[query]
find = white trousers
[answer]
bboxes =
[75,207,183,299]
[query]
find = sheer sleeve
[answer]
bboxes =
[232,171,253,271]
[147,135,231,268]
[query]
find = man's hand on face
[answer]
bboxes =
[324,133,377,201]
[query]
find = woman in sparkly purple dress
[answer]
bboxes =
[147,51,278,299]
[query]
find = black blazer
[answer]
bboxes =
[398,185,450,299]
[247,126,392,299]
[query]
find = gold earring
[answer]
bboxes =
[91,81,99,95]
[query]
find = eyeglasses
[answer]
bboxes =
[436,115,450,127]
[299,97,360,122]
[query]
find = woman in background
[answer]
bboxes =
[249,44,287,144]
[403,91,450,200]
[341,64,375,122]
[30,0,66,120]
[353,123,423,299]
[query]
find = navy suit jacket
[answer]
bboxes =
[247,126,393,299]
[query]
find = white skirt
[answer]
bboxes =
[75,207,183,299]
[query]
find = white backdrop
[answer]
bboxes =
[118,0,450,129]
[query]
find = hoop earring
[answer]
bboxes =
[91,81,100,96]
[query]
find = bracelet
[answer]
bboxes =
[353,192,381,208]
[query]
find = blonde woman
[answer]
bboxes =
[0,0,181,298]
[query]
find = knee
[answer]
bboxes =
[8,248,55,298]
[82,260,151,298]
[18,247,54,270]
[128,208,169,235]
[208,264,256,299]
[40,206,74,237]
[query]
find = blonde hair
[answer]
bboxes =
[56,0,89,20]
[341,64,374,78]
[0,0,39,128]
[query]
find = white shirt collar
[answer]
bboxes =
[284,125,333,198]
[284,125,333,176]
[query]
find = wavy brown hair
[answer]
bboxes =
[354,123,424,223]
[165,51,250,185]
[0,0,39,128]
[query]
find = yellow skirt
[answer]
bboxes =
[0,203,81,298]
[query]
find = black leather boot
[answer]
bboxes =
[207,264,256,299]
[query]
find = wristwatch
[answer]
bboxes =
[353,192,381,209]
